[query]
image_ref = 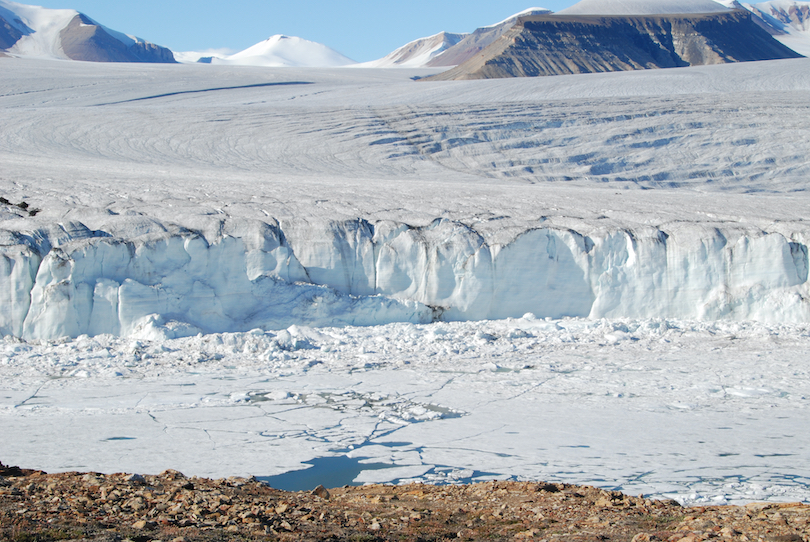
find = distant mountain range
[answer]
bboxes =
[360,8,553,68]
[364,1,808,69]
[0,0,807,71]
[424,9,801,80]
[0,0,174,62]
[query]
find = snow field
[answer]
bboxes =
[559,0,731,14]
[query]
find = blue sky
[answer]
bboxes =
[27,0,579,61]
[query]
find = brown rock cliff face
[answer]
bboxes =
[425,10,803,81]
[59,14,176,63]
[426,9,552,67]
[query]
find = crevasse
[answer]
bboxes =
[1,216,808,340]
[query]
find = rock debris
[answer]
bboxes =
[1,462,809,541]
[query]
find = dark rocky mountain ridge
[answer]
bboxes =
[425,10,803,80]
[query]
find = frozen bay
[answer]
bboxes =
[1,57,809,503]
[2,317,809,505]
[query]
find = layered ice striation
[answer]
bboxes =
[1,215,808,340]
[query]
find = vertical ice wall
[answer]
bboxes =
[0,216,808,339]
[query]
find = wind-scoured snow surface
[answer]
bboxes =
[1,58,810,501]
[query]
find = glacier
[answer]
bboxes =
[2,216,809,340]
[1,59,809,340]
[2,57,810,503]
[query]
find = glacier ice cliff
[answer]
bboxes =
[1,216,808,340]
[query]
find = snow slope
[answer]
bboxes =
[559,0,731,14]
[0,0,174,62]
[748,0,810,56]
[359,31,465,68]
[197,35,356,67]
[0,0,77,58]
[484,6,556,27]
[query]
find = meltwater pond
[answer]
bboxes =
[260,456,392,492]
[1,317,810,505]
[260,447,504,491]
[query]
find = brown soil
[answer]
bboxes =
[1,462,808,541]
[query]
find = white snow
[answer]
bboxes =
[483,7,554,28]
[172,48,235,64]
[758,0,810,19]
[1,56,810,502]
[359,32,466,68]
[559,0,732,14]
[203,35,356,67]
[750,1,810,56]
[0,0,162,60]
[362,8,553,69]
[0,0,79,59]
[1,59,809,339]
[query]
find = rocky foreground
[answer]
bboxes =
[0,463,808,542]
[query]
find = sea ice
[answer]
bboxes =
[1,317,808,504]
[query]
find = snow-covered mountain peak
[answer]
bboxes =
[559,0,732,14]
[0,0,174,62]
[0,0,80,58]
[200,34,356,67]
[359,31,466,68]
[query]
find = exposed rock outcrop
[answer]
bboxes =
[425,10,802,80]
[0,14,22,50]
[764,1,810,30]
[1,464,809,541]
[426,8,552,67]
[59,14,175,63]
